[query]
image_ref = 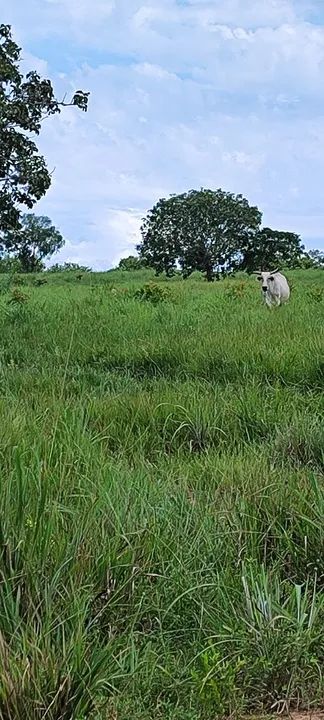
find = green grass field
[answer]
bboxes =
[0,268,323,719]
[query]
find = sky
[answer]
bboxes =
[3,0,324,268]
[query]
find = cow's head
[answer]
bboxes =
[254,269,279,293]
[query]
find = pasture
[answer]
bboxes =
[0,268,323,719]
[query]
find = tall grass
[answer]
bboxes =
[0,269,323,719]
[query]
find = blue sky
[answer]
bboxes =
[4,0,324,268]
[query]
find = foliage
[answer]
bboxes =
[1,213,64,272]
[33,276,47,286]
[225,280,247,300]
[306,249,324,268]
[118,255,145,271]
[11,273,25,286]
[7,287,28,304]
[191,647,245,715]
[138,188,262,281]
[138,189,310,279]
[134,280,172,304]
[0,253,23,273]
[234,226,305,272]
[0,24,89,234]
[47,262,91,273]
[138,194,182,278]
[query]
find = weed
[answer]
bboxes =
[225,280,248,299]
[307,286,324,303]
[7,288,29,305]
[134,281,172,304]
[11,274,25,286]
[192,646,245,715]
[33,276,48,286]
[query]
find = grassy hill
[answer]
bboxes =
[0,269,323,719]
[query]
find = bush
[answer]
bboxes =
[134,281,172,305]
[11,275,25,286]
[8,288,29,305]
[33,277,48,286]
[191,646,245,716]
[225,280,247,300]
[47,262,91,273]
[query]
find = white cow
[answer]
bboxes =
[255,269,290,307]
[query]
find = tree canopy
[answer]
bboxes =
[138,188,308,279]
[1,213,65,272]
[0,24,89,234]
[47,262,91,273]
[118,255,146,271]
[236,227,305,273]
[306,249,324,268]
[138,188,262,281]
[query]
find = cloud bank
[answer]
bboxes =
[3,0,324,267]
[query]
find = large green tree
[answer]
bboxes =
[2,213,65,272]
[139,194,183,277]
[138,188,262,281]
[0,24,89,233]
[118,255,146,271]
[236,227,305,272]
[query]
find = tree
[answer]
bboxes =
[139,194,183,277]
[118,255,145,271]
[0,24,89,233]
[236,227,305,272]
[47,262,91,273]
[306,249,324,268]
[138,188,262,281]
[2,213,65,272]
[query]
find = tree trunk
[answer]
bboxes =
[205,264,214,282]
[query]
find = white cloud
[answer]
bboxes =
[3,0,324,266]
[52,209,142,269]
[8,0,305,42]
[181,0,299,28]
[44,0,115,23]
[223,150,265,172]
[135,62,177,80]
[20,52,48,76]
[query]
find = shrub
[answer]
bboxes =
[47,262,91,273]
[225,280,247,300]
[134,282,172,305]
[33,277,48,286]
[191,646,245,716]
[11,275,25,286]
[8,288,29,305]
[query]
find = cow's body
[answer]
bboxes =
[256,270,290,307]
